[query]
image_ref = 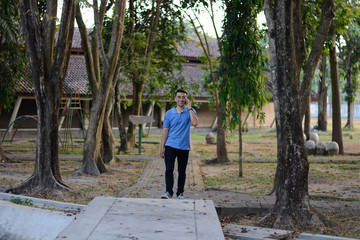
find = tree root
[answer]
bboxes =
[256,207,325,233]
[6,175,73,196]
[73,166,100,176]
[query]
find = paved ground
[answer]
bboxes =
[56,197,225,240]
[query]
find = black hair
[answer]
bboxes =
[175,89,187,96]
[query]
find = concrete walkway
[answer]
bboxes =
[56,197,225,240]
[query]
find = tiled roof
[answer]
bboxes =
[15,28,317,101]
[15,55,209,98]
[179,62,209,98]
[178,37,220,59]
[63,55,91,95]
[15,55,91,96]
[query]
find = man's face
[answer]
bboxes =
[175,92,187,107]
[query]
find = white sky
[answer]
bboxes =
[58,2,266,38]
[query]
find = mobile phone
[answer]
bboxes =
[185,100,188,105]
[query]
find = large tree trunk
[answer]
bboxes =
[260,0,323,230]
[318,53,328,131]
[76,73,112,175]
[75,0,126,174]
[329,23,344,154]
[7,0,76,194]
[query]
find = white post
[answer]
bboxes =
[8,97,23,132]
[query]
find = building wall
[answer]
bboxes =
[0,98,276,131]
[0,99,37,129]
[242,102,275,128]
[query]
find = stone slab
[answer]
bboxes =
[223,224,291,240]
[0,200,74,240]
[223,224,358,240]
[57,197,225,240]
[0,192,85,212]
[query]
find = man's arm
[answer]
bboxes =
[160,128,169,158]
[189,109,199,126]
[185,99,199,126]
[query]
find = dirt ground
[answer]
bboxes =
[1,136,360,202]
[200,160,360,200]
[1,137,360,238]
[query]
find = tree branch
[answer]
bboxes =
[299,0,334,119]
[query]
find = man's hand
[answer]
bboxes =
[160,128,169,159]
[160,146,165,159]
[185,99,191,109]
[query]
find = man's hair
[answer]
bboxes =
[175,89,187,96]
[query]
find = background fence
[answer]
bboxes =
[310,103,360,121]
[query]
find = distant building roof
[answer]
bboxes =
[16,28,317,101]
[178,37,220,59]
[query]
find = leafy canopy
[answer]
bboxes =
[218,0,269,130]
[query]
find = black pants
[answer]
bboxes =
[164,146,189,196]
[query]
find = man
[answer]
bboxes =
[160,89,199,199]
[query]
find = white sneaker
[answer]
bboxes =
[161,192,172,199]
[177,193,183,199]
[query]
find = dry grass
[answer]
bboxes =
[1,159,146,205]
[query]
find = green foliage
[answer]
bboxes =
[10,197,33,206]
[336,2,360,103]
[218,0,269,130]
[302,0,322,51]
[115,0,201,103]
[0,0,27,111]
[0,0,19,43]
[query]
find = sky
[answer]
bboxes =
[58,2,266,38]
[58,1,224,37]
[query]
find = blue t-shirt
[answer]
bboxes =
[163,106,197,150]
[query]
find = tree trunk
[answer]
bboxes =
[304,96,311,140]
[344,70,354,130]
[329,23,344,154]
[0,135,10,163]
[346,101,354,130]
[318,53,328,131]
[102,91,116,163]
[299,0,334,120]
[126,0,161,149]
[260,0,323,230]
[216,101,229,163]
[7,0,76,194]
[115,81,128,153]
[77,75,112,175]
[238,105,243,177]
[75,0,127,174]
[127,80,145,149]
